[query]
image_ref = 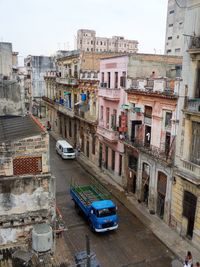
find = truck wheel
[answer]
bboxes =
[75,203,81,215]
[89,220,95,232]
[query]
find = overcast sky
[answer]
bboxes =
[0,0,168,61]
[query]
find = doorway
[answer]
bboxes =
[86,141,89,158]
[156,171,167,219]
[145,125,151,147]
[183,191,197,239]
[99,143,102,168]
[105,146,108,169]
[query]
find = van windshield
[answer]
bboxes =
[96,207,116,217]
[63,148,74,153]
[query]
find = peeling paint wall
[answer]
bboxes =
[0,131,55,248]
[0,81,24,116]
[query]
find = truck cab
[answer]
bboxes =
[89,200,118,232]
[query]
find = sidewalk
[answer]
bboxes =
[49,130,200,265]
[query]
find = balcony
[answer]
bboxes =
[188,36,200,58]
[177,159,200,183]
[74,107,97,124]
[42,96,55,106]
[55,103,74,118]
[185,98,200,114]
[56,77,78,86]
[97,125,119,143]
[98,88,120,101]
[124,138,174,165]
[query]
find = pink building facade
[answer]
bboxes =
[97,56,128,186]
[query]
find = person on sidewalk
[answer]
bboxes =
[183,260,191,267]
[186,251,193,267]
[196,262,200,267]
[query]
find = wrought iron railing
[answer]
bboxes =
[124,137,174,164]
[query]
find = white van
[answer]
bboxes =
[56,140,76,159]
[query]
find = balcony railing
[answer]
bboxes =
[54,102,74,117]
[180,159,200,179]
[56,77,78,85]
[189,36,200,50]
[98,88,120,101]
[97,125,119,143]
[42,96,55,105]
[124,138,174,164]
[186,98,200,113]
[74,107,97,123]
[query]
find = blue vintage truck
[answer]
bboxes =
[70,181,118,232]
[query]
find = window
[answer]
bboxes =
[175,48,181,53]
[144,106,152,118]
[91,40,93,44]
[169,10,174,14]
[120,71,126,87]
[168,36,172,40]
[101,72,104,83]
[165,112,172,128]
[106,107,110,128]
[114,72,118,88]
[177,35,179,39]
[107,72,111,88]
[111,109,117,130]
[169,24,173,27]
[167,49,172,53]
[191,122,200,165]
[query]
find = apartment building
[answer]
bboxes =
[43,51,122,165]
[171,0,200,249]
[24,55,56,116]
[96,54,182,223]
[77,29,138,54]
[165,0,186,56]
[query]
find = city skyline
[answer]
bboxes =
[0,0,168,62]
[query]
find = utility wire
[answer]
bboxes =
[174,0,186,8]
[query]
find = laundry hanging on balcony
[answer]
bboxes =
[81,93,87,101]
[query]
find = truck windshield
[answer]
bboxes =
[63,148,74,153]
[96,207,116,217]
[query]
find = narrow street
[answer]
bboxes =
[50,137,176,267]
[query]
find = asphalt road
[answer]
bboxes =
[50,137,176,267]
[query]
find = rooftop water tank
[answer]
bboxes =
[32,224,53,253]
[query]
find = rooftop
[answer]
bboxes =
[0,115,45,142]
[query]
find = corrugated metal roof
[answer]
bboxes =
[0,116,43,142]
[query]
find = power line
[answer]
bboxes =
[174,0,186,8]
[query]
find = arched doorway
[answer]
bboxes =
[156,171,167,219]
[141,163,150,205]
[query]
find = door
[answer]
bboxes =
[105,146,108,169]
[183,191,197,239]
[145,125,151,147]
[156,172,167,219]
[99,143,102,168]
[86,141,89,158]
[112,150,115,171]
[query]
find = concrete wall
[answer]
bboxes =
[25,56,56,98]
[128,54,182,79]
[0,133,49,177]
[165,0,186,56]
[0,42,12,78]
[0,80,25,116]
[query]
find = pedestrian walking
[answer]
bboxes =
[183,260,191,267]
[186,251,193,267]
[196,262,200,267]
